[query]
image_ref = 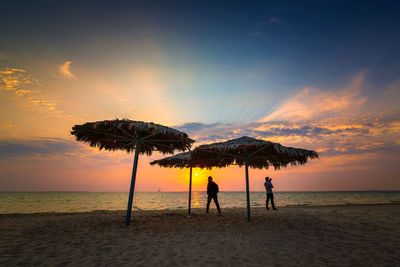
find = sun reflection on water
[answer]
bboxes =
[191,191,202,207]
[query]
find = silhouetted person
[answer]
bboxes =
[206,176,221,214]
[264,177,277,210]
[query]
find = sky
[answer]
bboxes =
[0,0,399,192]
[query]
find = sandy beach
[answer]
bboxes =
[1,203,399,266]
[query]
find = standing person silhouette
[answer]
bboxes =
[264,177,277,210]
[206,176,221,214]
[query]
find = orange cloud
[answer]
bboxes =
[0,67,78,120]
[260,72,367,122]
[0,68,37,95]
[59,61,77,79]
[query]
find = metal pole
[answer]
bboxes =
[125,141,140,225]
[244,155,251,221]
[188,167,192,214]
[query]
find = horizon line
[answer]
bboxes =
[1,190,399,193]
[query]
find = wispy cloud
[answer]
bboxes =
[0,138,82,158]
[0,67,57,111]
[256,17,280,26]
[176,122,222,134]
[0,68,38,95]
[252,17,280,36]
[269,17,280,23]
[0,137,134,167]
[0,67,77,118]
[250,31,261,37]
[260,72,367,122]
[59,61,77,79]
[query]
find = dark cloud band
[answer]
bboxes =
[0,138,82,158]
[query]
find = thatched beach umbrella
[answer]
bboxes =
[191,136,319,221]
[150,152,194,213]
[71,119,194,225]
[150,151,229,214]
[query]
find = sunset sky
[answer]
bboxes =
[1,0,399,192]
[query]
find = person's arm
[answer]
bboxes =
[212,183,217,194]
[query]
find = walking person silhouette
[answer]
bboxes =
[206,176,221,214]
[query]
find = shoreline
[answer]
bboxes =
[1,204,399,266]
[1,202,399,216]
[2,190,400,192]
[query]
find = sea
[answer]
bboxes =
[1,191,400,214]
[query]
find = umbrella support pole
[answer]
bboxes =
[125,142,141,225]
[188,167,192,214]
[244,156,251,221]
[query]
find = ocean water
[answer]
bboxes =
[0,191,399,214]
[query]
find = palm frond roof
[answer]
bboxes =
[150,151,231,169]
[191,136,319,169]
[71,119,194,155]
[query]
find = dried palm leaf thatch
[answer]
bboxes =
[150,151,231,169]
[150,152,192,168]
[192,136,318,169]
[71,119,194,155]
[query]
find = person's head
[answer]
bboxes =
[208,176,213,182]
[265,177,269,181]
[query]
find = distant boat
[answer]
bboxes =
[157,188,162,192]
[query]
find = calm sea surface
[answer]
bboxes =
[1,191,399,214]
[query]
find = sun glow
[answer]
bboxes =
[178,168,213,187]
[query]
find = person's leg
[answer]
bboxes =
[271,193,277,210]
[206,195,212,213]
[266,193,270,209]
[213,195,221,214]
